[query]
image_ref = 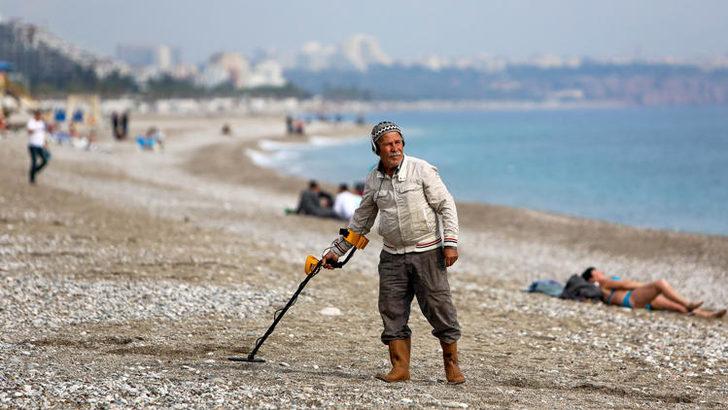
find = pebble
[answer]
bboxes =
[319,307,342,316]
[442,402,469,409]
[1,123,726,408]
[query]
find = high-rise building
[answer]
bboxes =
[340,34,392,71]
[116,45,155,68]
[248,60,286,88]
[294,34,393,72]
[210,52,250,88]
[296,42,337,72]
[156,45,173,71]
[116,45,180,70]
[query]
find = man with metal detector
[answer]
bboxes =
[323,121,464,384]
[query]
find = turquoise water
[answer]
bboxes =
[262,106,728,236]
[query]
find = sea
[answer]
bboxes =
[249,106,728,236]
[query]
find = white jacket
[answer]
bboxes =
[331,155,459,256]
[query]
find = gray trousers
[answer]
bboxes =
[378,248,461,344]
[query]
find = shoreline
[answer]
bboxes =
[194,124,728,272]
[182,120,728,310]
[238,115,728,240]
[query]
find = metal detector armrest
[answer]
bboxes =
[339,228,368,250]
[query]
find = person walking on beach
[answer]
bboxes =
[27,110,51,184]
[111,111,121,140]
[323,121,464,384]
[583,267,726,318]
[120,111,129,140]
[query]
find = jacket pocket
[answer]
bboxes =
[377,208,399,241]
[398,182,432,238]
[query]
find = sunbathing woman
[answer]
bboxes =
[582,267,726,319]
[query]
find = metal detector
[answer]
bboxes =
[228,229,368,363]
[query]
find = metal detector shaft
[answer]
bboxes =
[232,248,357,363]
[242,267,318,361]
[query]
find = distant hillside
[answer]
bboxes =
[0,20,136,95]
[286,62,728,105]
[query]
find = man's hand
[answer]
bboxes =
[322,251,339,269]
[443,246,458,267]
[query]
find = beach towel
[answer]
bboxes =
[525,279,564,297]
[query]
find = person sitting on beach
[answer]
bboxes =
[318,188,334,209]
[295,180,337,218]
[293,119,305,135]
[221,123,232,136]
[332,183,362,221]
[135,127,165,151]
[582,267,726,319]
[354,181,365,196]
[51,127,72,145]
[153,128,166,151]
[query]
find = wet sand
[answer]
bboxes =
[1,113,726,408]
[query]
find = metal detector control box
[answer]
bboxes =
[340,228,369,250]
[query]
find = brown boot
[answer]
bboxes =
[375,338,410,382]
[441,340,465,384]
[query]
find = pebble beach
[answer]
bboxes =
[1,113,726,408]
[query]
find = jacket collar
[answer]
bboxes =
[377,155,408,181]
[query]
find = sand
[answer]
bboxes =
[0,113,726,408]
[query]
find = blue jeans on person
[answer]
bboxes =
[28,145,50,183]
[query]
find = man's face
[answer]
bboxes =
[377,131,404,171]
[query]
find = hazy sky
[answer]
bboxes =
[2,0,728,64]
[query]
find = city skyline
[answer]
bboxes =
[2,0,728,64]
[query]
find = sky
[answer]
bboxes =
[2,0,728,64]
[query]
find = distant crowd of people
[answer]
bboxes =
[5,107,162,185]
[293,180,364,222]
[35,107,101,150]
[285,113,366,136]
[285,115,306,135]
